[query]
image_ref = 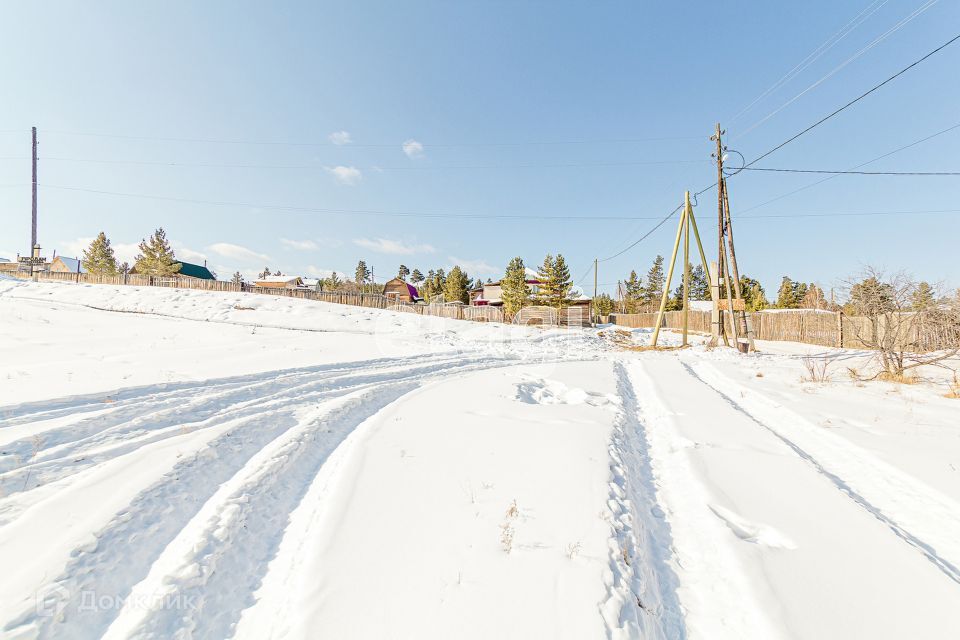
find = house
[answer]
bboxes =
[382,277,422,303]
[253,274,303,289]
[129,260,216,280]
[176,261,216,280]
[49,256,86,274]
[470,279,542,306]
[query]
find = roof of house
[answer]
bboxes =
[255,274,301,283]
[177,261,216,280]
[485,278,542,287]
[384,278,421,299]
[54,256,86,273]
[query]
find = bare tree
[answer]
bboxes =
[843,267,960,380]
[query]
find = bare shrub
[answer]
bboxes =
[946,373,960,399]
[801,357,832,383]
[843,268,960,380]
[500,500,519,553]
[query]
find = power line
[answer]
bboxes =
[41,130,703,148]
[741,207,960,219]
[737,120,960,213]
[728,0,891,124]
[741,30,960,169]
[733,0,941,140]
[38,183,671,221]
[738,167,960,176]
[597,204,682,262]
[32,182,959,225]
[0,155,708,171]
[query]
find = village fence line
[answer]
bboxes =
[608,309,959,352]
[8,270,957,351]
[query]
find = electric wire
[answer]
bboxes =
[739,31,960,170]
[738,167,960,176]
[732,0,941,140]
[728,0,891,124]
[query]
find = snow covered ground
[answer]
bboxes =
[2,278,959,639]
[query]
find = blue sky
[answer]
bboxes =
[1,0,958,297]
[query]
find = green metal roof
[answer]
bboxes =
[176,261,216,280]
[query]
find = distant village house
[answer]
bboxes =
[382,278,422,303]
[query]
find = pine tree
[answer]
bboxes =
[81,231,118,276]
[911,281,936,311]
[327,271,342,290]
[501,257,530,316]
[776,276,799,309]
[536,254,556,305]
[119,262,130,275]
[690,264,710,301]
[643,255,666,309]
[134,228,181,276]
[739,276,767,311]
[624,270,643,313]
[398,264,410,280]
[410,268,424,284]
[552,254,573,307]
[444,266,469,304]
[593,293,615,316]
[259,266,271,279]
[355,260,371,285]
[231,271,244,285]
[670,263,710,306]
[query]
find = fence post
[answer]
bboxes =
[836,311,844,348]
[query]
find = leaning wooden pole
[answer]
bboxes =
[681,193,691,346]
[721,178,756,350]
[650,199,687,347]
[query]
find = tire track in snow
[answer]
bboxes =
[600,361,686,640]
[103,384,416,640]
[3,355,517,638]
[683,360,960,587]
[0,354,447,427]
[0,354,481,498]
[623,359,786,639]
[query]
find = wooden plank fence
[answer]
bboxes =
[610,309,960,352]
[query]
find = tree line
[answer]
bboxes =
[79,228,196,277]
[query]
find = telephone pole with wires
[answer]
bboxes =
[32,126,38,250]
[711,124,755,352]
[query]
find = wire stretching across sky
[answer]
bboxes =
[732,0,941,141]
[736,120,960,214]
[738,31,960,170]
[727,0,891,125]
[37,130,702,149]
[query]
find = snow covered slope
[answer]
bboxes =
[2,279,959,639]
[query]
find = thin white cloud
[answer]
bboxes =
[448,256,498,275]
[327,165,362,185]
[402,139,424,159]
[175,244,209,265]
[207,242,270,263]
[59,237,138,265]
[281,238,319,251]
[305,265,344,279]
[328,130,352,145]
[353,237,436,255]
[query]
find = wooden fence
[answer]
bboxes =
[5,271,511,324]
[610,309,960,351]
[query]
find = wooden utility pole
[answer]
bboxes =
[712,123,728,345]
[593,258,598,325]
[712,124,756,352]
[651,191,711,348]
[31,126,38,251]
